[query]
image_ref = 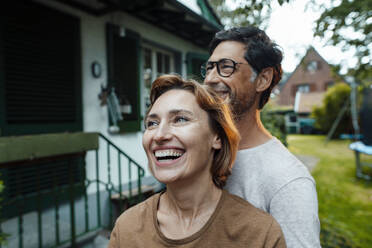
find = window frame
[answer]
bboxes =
[141,44,175,127]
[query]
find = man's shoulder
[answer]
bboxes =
[238,138,313,180]
[230,138,315,203]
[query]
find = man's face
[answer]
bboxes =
[204,41,258,119]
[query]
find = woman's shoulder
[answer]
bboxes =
[210,191,285,246]
[114,193,159,230]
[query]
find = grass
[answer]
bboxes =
[288,135,372,248]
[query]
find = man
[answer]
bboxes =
[202,26,320,248]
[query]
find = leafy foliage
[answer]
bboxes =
[312,83,353,138]
[208,0,290,29]
[261,104,287,146]
[312,0,372,82]
[208,0,371,83]
[320,219,358,248]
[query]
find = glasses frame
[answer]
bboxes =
[200,58,248,78]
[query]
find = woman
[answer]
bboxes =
[108,75,286,247]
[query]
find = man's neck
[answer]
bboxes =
[236,109,272,150]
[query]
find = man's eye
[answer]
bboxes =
[206,63,214,70]
[145,120,158,128]
[221,63,234,69]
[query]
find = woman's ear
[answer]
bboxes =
[256,67,273,93]
[212,135,222,150]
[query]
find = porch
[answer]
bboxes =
[0,132,160,248]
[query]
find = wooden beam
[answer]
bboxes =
[0,132,99,164]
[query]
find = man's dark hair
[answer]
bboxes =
[209,26,283,109]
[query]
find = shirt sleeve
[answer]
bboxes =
[269,177,321,248]
[264,219,287,248]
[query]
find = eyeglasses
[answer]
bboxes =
[200,58,249,78]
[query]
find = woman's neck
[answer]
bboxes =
[157,174,222,239]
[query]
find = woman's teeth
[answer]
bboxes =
[155,149,184,161]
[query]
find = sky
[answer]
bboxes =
[228,0,358,74]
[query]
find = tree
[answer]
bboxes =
[208,0,371,83]
[311,83,354,138]
[208,0,290,29]
[312,0,372,82]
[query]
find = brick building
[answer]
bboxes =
[278,47,336,106]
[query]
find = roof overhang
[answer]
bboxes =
[54,0,222,48]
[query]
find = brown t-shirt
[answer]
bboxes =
[108,190,286,248]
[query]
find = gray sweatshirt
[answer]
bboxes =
[225,138,321,248]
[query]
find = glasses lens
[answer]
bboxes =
[201,62,214,78]
[200,64,206,78]
[218,59,235,77]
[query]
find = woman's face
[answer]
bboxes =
[142,89,221,185]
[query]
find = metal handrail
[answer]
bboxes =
[0,132,146,248]
[98,133,145,176]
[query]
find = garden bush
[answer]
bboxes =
[261,105,287,146]
[312,83,354,138]
[320,219,359,248]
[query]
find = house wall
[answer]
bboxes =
[32,0,210,191]
[1,1,215,245]
[278,49,335,106]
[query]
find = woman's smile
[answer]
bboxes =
[153,147,186,167]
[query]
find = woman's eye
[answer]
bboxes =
[175,116,189,123]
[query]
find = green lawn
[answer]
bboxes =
[288,135,372,248]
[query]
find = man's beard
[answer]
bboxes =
[228,91,256,121]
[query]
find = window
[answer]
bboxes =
[186,52,209,81]
[106,24,141,132]
[142,46,174,110]
[289,114,297,122]
[297,84,310,93]
[0,1,82,136]
[0,0,84,218]
[306,61,319,73]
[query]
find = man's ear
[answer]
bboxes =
[256,67,273,93]
[212,135,222,150]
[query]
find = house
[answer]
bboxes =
[0,0,221,247]
[284,92,325,134]
[277,47,341,133]
[278,47,336,107]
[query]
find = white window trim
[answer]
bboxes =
[140,44,175,129]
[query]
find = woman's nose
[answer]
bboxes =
[153,123,172,143]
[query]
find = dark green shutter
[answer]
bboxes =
[0,1,82,137]
[186,52,209,82]
[0,1,84,218]
[106,24,141,132]
[174,51,182,75]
